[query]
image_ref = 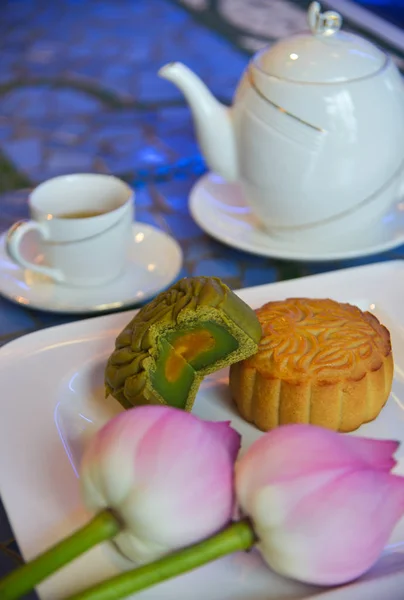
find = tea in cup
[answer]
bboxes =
[6,173,134,287]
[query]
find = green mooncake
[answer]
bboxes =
[105,276,262,411]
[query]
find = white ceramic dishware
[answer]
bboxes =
[189,173,404,261]
[6,173,134,286]
[1,261,404,599]
[159,2,404,244]
[0,223,183,313]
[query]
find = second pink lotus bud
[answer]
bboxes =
[80,405,241,564]
[236,424,404,586]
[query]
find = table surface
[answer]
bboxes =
[1,0,404,596]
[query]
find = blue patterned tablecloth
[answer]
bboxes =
[1,0,404,596]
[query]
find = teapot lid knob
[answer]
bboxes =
[308,1,342,36]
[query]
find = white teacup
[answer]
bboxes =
[6,173,134,287]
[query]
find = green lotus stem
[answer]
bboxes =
[0,509,121,600]
[67,519,255,600]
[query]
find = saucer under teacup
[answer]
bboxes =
[0,223,183,314]
[190,173,404,262]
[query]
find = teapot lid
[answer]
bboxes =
[253,2,386,84]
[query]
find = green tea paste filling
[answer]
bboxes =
[105,276,262,411]
[152,322,239,409]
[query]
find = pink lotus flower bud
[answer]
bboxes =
[80,405,241,564]
[235,424,404,586]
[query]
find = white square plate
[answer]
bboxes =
[2,261,404,600]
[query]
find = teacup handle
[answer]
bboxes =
[6,220,65,282]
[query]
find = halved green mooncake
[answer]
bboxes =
[105,276,262,411]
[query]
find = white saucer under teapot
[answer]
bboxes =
[159,1,404,244]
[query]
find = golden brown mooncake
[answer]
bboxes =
[229,298,394,433]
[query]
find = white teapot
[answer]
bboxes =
[159,2,404,241]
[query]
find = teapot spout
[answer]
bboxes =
[159,62,237,181]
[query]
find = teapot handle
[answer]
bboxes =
[308,2,342,37]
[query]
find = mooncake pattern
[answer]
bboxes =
[229,298,394,432]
